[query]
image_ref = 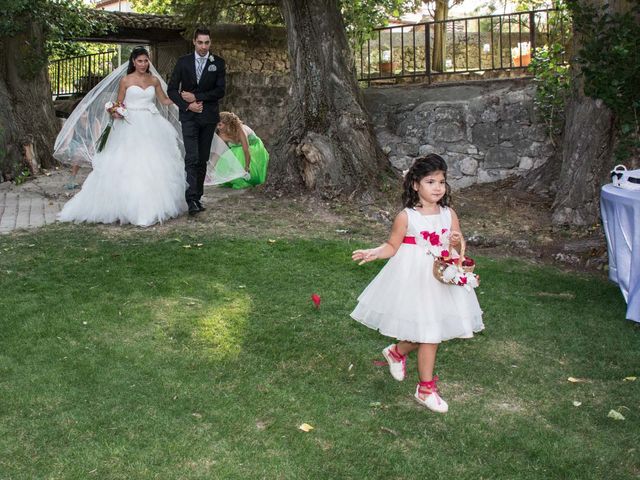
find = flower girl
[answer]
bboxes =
[351,154,484,413]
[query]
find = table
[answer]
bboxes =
[601,184,640,322]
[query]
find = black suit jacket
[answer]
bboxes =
[167,53,226,124]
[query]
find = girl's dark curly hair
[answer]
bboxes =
[401,154,451,208]
[127,46,150,74]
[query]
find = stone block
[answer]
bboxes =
[418,144,445,155]
[444,143,472,154]
[498,122,525,141]
[450,175,476,190]
[397,142,419,156]
[526,124,549,142]
[504,103,531,124]
[389,155,413,170]
[460,157,479,175]
[471,123,499,148]
[505,90,528,104]
[428,122,465,143]
[519,156,534,170]
[480,108,499,123]
[477,168,508,183]
[484,146,518,169]
[434,106,464,122]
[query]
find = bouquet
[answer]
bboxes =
[95,101,128,153]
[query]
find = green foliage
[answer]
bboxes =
[342,0,422,49]
[13,168,31,185]
[131,0,283,25]
[127,0,424,50]
[48,41,116,62]
[567,0,640,162]
[514,0,556,12]
[529,43,570,142]
[130,0,176,15]
[0,0,111,78]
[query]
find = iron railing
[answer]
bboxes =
[357,8,569,82]
[49,50,117,98]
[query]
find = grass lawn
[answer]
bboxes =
[0,225,638,479]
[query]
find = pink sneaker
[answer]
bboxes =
[414,376,448,413]
[382,344,406,381]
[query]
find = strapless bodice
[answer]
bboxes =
[124,85,156,108]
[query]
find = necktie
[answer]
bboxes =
[196,57,206,83]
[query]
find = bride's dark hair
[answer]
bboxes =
[127,46,150,74]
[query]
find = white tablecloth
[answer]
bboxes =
[601,184,640,322]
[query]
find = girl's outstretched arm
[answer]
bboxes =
[352,210,408,265]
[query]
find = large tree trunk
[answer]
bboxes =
[269,0,387,195]
[551,83,614,225]
[550,0,633,225]
[0,22,58,181]
[431,0,449,73]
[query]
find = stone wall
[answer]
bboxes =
[363,78,554,189]
[221,73,290,146]
[214,24,290,147]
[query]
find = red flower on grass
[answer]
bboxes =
[311,293,321,309]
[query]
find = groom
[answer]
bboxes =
[168,27,226,215]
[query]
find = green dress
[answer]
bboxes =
[221,125,269,189]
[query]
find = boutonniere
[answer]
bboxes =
[208,55,215,62]
[207,64,217,72]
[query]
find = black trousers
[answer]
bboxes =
[181,120,216,202]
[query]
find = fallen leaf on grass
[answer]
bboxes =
[256,420,268,431]
[567,377,589,383]
[298,423,314,432]
[607,409,625,420]
[623,376,637,382]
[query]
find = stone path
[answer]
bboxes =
[0,166,243,234]
[0,191,65,234]
[0,167,89,234]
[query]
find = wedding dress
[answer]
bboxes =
[54,62,246,227]
[58,85,187,226]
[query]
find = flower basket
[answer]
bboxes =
[432,238,478,288]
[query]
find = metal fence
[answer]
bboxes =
[357,8,569,83]
[49,50,117,98]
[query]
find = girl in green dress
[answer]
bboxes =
[216,111,269,189]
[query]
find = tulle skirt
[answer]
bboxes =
[351,245,484,343]
[58,110,187,227]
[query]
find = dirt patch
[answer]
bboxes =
[5,167,609,275]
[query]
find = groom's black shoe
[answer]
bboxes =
[195,200,206,212]
[188,200,200,216]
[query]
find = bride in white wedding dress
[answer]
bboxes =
[55,47,245,227]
